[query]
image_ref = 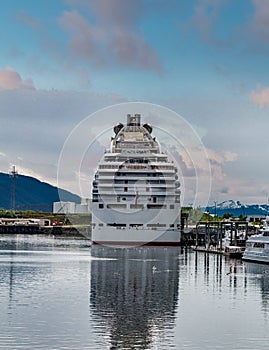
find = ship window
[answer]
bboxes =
[124,187,128,192]
[107,204,126,209]
[130,204,144,209]
[253,242,264,248]
[170,205,174,209]
[153,197,156,203]
[147,204,167,209]
[99,223,104,227]
[107,223,126,227]
[147,223,166,227]
[99,204,104,208]
[170,224,174,227]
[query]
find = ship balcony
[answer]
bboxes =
[98,183,177,189]
[98,173,176,180]
[98,167,175,173]
[99,188,177,194]
[97,190,177,196]
[92,195,99,202]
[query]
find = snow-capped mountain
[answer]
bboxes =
[203,200,269,217]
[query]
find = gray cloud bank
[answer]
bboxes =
[1,88,269,205]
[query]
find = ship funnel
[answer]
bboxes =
[127,113,141,126]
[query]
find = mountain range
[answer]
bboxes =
[203,200,269,217]
[0,172,80,212]
[1,172,268,217]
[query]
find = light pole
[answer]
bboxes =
[214,201,217,218]
[9,165,18,211]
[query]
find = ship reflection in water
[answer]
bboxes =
[1,236,269,349]
[90,246,180,349]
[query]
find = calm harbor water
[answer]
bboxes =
[0,235,269,350]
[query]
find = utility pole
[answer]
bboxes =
[214,201,217,217]
[9,165,18,211]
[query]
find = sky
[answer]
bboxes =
[1,0,269,207]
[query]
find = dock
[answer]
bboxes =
[191,246,224,255]
[185,220,249,258]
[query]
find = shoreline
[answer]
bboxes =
[0,224,91,239]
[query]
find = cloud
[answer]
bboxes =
[90,0,145,26]
[58,1,162,72]
[239,0,269,54]
[248,0,269,42]
[190,0,229,46]
[16,10,44,31]
[207,149,237,181]
[0,67,35,90]
[0,88,126,191]
[249,86,269,108]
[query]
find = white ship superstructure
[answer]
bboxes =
[91,114,181,245]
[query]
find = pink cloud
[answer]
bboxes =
[249,86,269,108]
[249,0,269,41]
[90,0,145,26]
[0,67,35,90]
[108,28,161,71]
[58,1,162,72]
[191,0,228,45]
[59,10,108,68]
[16,10,43,31]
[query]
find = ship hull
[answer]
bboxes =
[242,253,269,264]
[92,226,181,246]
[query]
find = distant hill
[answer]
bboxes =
[0,172,80,212]
[203,200,269,217]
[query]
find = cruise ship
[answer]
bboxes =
[91,113,181,245]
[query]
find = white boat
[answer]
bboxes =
[91,113,181,245]
[242,217,269,263]
[222,229,246,258]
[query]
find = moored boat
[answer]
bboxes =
[242,217,269,264]
[222,229,246,258]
